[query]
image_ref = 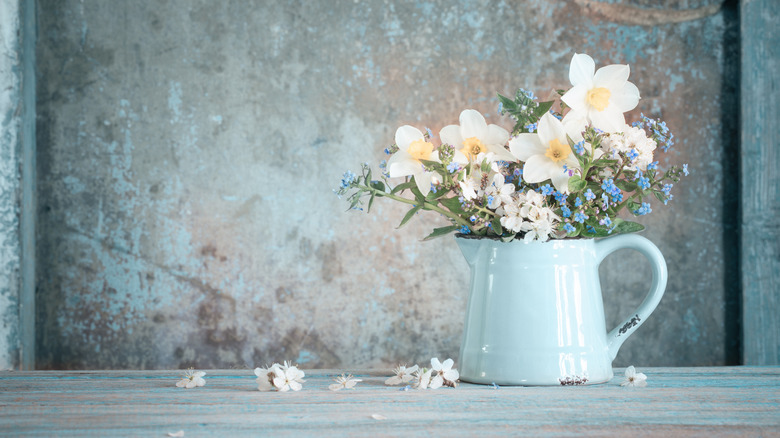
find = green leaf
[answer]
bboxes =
[490,217,503,236]
[439,196,467,215]
[568,175,587,192]
[533,100,554,118]
[653,190,666,203]
[390,181,416,195]
[497,93,518,113]
[397,204,423,229]
[367,193,375,213]
[613,220,645,234]
[369,180,385,192]
[422,225,461,241]
[616,179,638,192]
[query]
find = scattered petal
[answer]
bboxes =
[621,366,648,387]
[371,414,388,421]
[329,374,362,391]
[175,368,205,389]
[167,431,185,437]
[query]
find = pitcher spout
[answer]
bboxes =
[455,235,483,267]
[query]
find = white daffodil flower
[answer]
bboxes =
[440,109,515,164]
[385,364,419,386]
[509,113,581,193]
[175,368,206,389]
[387,125,454,197]
[561,53,640,133]
[429,358,459,389]
[621,366,648,387]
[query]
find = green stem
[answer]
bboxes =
[355,183,472,228]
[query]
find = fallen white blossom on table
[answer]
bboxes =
[430,357,459,389]
[385,364,419,386]
[175,368,206,389]
[413,367,433,389]
[329,374,362,391]
[167,431,185,437]
[621,366,647,387]
[254,361,305,392]
[371,414,388,421]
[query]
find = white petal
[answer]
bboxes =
[452,149,469,164]
[508,134,545,161]
[439,124,463,147]
[328,383,342,391]
[562,111,588,142]
[175,379,187,388]
[388,154,421,178]
[431,357,443,370]
[413,171,432,197]
[289,380,302,391]
[522,155,559,184]
[486,144,517,162]
[537,113,567,146]
[611,81,640,112]
[385,376,402,385]
[441,358,454,371]
[459,109,488,140]
[444,369,460,381]
[429,375,443,389]
[589,105,626,133]
[395,125,424,149]
[484,124,510,146]
[561,85,588,113]
[551,170,572,193]
[593,64,629,89]
[569,53,595,87]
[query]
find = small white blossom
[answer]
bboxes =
[484,173,515,209]
[175,368,206,389]
[600,126,657,171]
[385,364,419,386]
[413,367,433,389]
[329,374,362,391]
[621,366,647,387]
[254,364,281,391]
[430,358,459,389]
[272,361,306,392]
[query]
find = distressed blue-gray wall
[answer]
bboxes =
[0,0,22,370]
[34,0,736,369]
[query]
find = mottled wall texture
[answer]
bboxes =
[0,1,22,370]
[35,0,737,369]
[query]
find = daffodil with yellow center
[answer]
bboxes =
[407,139,435,161]
[586,87,611,112]
[544,138,572,163]
[439,109,515,164]
[387,125,458,197]
[561,53,640,133]
[508,112,581,193]
[461,137,487,158]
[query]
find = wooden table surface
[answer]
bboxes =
[1,367,778,437]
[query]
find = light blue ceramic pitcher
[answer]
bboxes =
[456,234,667,386]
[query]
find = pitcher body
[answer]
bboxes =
[456,234,667,386]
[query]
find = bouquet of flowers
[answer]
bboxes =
[337,53,688,242]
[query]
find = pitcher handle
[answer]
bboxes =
[595,234,668,361]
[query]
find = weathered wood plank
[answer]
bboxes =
[0,368,778,437]
[741,0,780,365]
